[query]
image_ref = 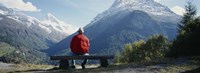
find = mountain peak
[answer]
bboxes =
[111,0,168,13]
[43,13,77,35]
[114,0,154,4]
[46,13,60,24]
[0,5,14,15]
[86,0,179,29]
[112,0,155,8]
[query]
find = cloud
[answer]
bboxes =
[0,0,40,12]
[171,6,186,16]
[154,0,161,2]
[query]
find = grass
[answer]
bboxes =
[161,64,199,73]
[0,63,54,73]
[0,42,15,57]
[43,63,199,73]
[0,70,8,73]
[45,57,200,73]
[0,57,199,73]
[14,63,55,70]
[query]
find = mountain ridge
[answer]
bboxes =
[47,0,180,55]
[0,6,77,42]
[0,5,76,63]
[86,0,180,28]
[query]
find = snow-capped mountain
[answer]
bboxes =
[42,13,77,36]
[0,6,77,42]
[86,0,180,28]
[0,5,78,63]
[111,0,173,15]
[47,0,181,55]
[0,6,13,15]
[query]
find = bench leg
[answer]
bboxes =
[100,59,108,67]
[59,60,69,69]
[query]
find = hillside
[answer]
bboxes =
[0,42,15,57]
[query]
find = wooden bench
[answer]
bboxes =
[50,55,114,69]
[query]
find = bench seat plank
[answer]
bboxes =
[50,55,114,69]
[50,55,114,60]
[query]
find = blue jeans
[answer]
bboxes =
[70,53,89,66]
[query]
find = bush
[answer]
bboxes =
[117,35,170,63]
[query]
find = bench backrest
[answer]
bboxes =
[50,55,114,60]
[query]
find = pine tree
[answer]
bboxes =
[179,1,196,34]
[170,2,200,57]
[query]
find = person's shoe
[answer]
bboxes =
[81,64,85,69]
[70,65,76,69]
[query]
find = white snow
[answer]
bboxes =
[86,0,179,28]
[0,5,77,42]
[0,6,77,36]
[0,10,4,14]
[42,13,77,35]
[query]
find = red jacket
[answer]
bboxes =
[70,33,90,53]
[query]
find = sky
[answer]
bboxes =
[0,0,200,27]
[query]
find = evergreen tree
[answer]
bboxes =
[180,2,196,32]
[170,2,200,57]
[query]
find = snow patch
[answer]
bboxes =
[86,0,179,28]
[42,13,77,35]
[171,6,185,16]
[0,5,77,42]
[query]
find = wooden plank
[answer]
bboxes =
[50,55,114,60]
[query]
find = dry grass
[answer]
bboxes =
[44,58,200,73]
[1,57,199,73]
[0,63,54,73]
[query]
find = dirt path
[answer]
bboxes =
[0,62,17,73]
[0,62,14,69]
[102,65,193,73]
[105,66,164,73]
[35,63,198,73]
[99,62,199,73]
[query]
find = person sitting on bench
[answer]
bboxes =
[70,28,90,69]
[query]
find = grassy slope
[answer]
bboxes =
[0,42,15,57]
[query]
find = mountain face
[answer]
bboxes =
[0,6,77,42]
[47,0,181,55]
[42,13,77,42]
[0,6,77,49]
[86,0,179,28]
[0,6,76,63]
